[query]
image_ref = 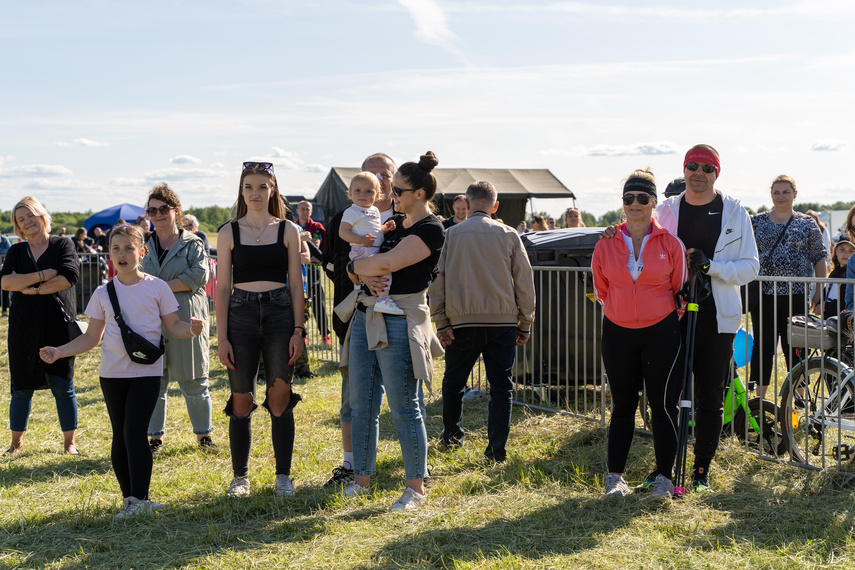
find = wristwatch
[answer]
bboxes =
[347,260,355,274]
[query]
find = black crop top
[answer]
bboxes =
[231,220,289,284]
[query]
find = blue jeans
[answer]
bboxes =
[349,310,427,480]
[147,374,214,437]
[10,374,78,432]
[441,326,516,459]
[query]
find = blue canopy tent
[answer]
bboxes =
[84,203,147,232]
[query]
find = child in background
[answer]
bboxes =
[40,224,203,520]
[339,171,401,314]
[824,240,855,319]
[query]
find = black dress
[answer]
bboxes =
[0,237,79,391]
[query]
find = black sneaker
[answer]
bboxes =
[484,446,506,463]
[198,436,219,453]
[323,465,354,488]
[439,430,465,449]
[635,470,658,492]
[692,467,713,494]
[149,438,163,456]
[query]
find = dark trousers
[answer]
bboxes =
[601,313,682,476]
[683,303,735,469]
[306,265,329,337]
[442,326,516,459]
[100,376,160,500]
[749,292,805,387]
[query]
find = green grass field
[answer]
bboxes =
[1,315,855,569]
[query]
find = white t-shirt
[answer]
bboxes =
[342,204,384,249]
[85,274,180,378]
[621,228,651,283]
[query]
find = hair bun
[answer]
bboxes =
[418,151,439,173]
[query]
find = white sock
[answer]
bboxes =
[343,452,354,471]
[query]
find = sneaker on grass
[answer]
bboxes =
[604,473,631,497]
[692,468,713,494]
[341,481,369,498]
[198,436,219,453]
[324,465,355,488]
[227,476,251,497]
[651,474,674,498]
[390,487,425,511]
[115,497,164,521]
[274,475,295,497]
[149,438,163,456]
[635,470,657,492]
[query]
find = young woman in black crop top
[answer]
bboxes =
[215,161,305,498]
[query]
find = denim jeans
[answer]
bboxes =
[226,287,295,398]
[442,326,516,459]
[147,374,214,437]
[349,310,427,480]
[10,374,78,432]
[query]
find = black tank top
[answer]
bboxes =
[231,220,289,284]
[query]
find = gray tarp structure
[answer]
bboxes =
[314,167,575,228]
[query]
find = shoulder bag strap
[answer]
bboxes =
[26,241,73,323]
[106,280,127,327]
[769,214,794,256]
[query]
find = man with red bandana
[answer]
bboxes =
[642,144,759,493]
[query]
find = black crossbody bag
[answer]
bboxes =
[106,280,165,365]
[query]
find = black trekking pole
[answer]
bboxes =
[673,269,700,496]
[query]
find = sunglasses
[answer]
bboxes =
[392,185,417,197]
[622,193,651,206]
[685,162,717,174]
[242,161,275,177]
[145,205,174,217]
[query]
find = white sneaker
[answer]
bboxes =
[652,474,674,499]
[373,297,404,315]
[274,475,295,497]
[114,497,164,520]
[342,480,370,498]
[604,474,631,497]
[227,476,251,497]
[390,487,425,511]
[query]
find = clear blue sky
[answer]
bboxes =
[2,1,852,220]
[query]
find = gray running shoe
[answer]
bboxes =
[651,474,674,498]
[604,473,631,497]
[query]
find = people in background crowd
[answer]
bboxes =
[563,207,585,228]
[182,214,210,256]
[142,184,216,455]
[0,196,80,457]
[442,194,468,229]
[750,175,826,399]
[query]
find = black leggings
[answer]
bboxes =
[100,376,160,500]
[749,292,805,387]
[683,304,735,470]
[602,313,683,476]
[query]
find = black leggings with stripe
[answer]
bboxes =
[602,312,683,477]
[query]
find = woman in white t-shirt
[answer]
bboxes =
[40,224,203,520]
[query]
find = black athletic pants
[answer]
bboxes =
[100,376,160,501]
[683,302,735,471]
[602,313,683,476]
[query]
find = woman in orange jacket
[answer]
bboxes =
[592,168,687,499]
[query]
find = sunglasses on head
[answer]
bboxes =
[622,193,651,206]
[242,161,275,177]
[392,185,417,197]
[145,205,174,217]
[685,162,716,174]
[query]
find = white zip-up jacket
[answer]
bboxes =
[657,190,759,334]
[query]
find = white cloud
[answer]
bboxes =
[304,164,326,173]
[396,0,470,65]
[270,148,307,170]
[210,161,224,168]
[144,168,223,181]
[539,141,678,158]
[23,179,100,191]
[109,178,147,186]
[0,164,73,177]
[55,138,111,147]
[170,155,203,165]
[811,140,848,152]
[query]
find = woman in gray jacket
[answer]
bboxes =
[142,183,216,453]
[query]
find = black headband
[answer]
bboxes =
[623,177,657,197]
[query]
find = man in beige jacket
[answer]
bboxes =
[428,181,536,462]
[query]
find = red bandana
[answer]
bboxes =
[684,149,721,177]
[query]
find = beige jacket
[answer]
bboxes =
[334,289,444,392]
[428,212,536,333]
